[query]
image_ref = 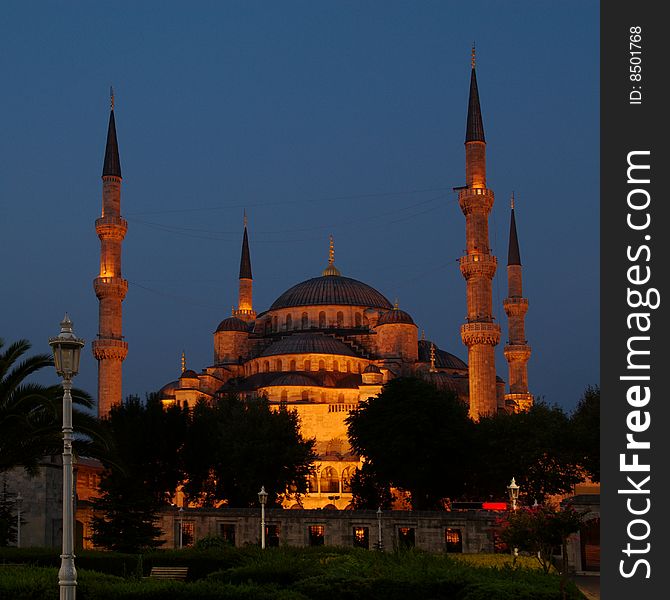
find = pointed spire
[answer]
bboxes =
[239,214,252,279]
[102,88,122,178]
[465,46,485,143]
[430,343,437,372]
[508,194,522,266]
[181,351,186,373]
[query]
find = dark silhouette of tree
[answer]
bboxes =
[570,385,600,482]
[348,463,394,510]
[471,401,582,504]
[182,394,316,508]
[90,394,188,552]
[0,338,96,474]
[346,378,474,510]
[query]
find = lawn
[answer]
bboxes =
[0,546,585,599]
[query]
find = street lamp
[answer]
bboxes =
[507,477,520,512]
[49,315,85,600]
[376,507,383,551]
[258,486,268,549]
[16,493,22,549]
[178,507,184,549]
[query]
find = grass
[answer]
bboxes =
[0,547,585,599]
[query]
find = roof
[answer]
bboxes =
[215,317,249,333]
[260,334,359,358]
[102,109,122,178]
[508,208,522,266]
[420,371,458,392]
[465,67,485,143]
[418,340,468,370]
[377,308,415,326]
[363,364,382,374]
[219,370,362,392]
[269,276,393,311]
[266,373,318,387]
[239,226,252,279]
[180,369,199,379]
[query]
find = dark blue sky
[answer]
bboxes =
[1,1,599,411]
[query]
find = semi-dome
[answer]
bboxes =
[261,333,359,358]
[215,316,249,332]
[268,373,318,387]
[363,364,382,374]
[418,340,468,370]
[421,371,458,392]
[377,308,415,326]
[180,369,199,379]
[269,276,393,311]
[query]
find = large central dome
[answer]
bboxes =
[269,275,393,311]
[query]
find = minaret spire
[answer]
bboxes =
[233,212,256,322]
[458,51,500,419]
[322,234,341,276]
[93,93,129,417]
[504,199,532,412]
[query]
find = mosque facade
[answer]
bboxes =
[94,57,533,510]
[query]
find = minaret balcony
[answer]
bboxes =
[459,254,497,279]
[504,392,534,412]
[92,338,128,361]
[94,276,128,300]
[461,322,500,346]
[503,344,532,362]
[503,297,529,316]
[458,187,494,215]
[96,216,128,240]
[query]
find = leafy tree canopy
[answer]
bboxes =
[570,385,600,482]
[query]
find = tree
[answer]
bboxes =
[182,394,316,507]
[499,504,584,578]
[90,394,189,552]
[570,385,600,482]
[471,401,582,504]
[0,338,96,475]
[348,463,394,510]
[346,378,474,510]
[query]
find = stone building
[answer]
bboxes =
[92,55,535,510]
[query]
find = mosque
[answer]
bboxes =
[93,54,533,509]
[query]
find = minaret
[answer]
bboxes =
[503,195,533,411]
[232,212,256,322]
[458,48,501,419]
[92,89,128,417]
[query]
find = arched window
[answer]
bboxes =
[319,311,326,328]
[336,311,344,327]
[308,471,318,494]
[355,312,362,327]
[320,467,339,494]
[254,362,259,374]
[275,359,282,372]
[280,390,288,403]
[318,360,325,371]
[272,315,278,332]
[285,314,292,330]
[341,467,354,493]
[302,312,309,329]
[333,360,339,372]
[263,361,269,373]
[337,393,345,403]
[290,359,296,371]
[346,361,351,373]
[304,359,311,371]
[301,390,309,401]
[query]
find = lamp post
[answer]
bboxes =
[507,477,520,512]
[178,507,184,549]
[376,507,383,551]
[49,315,84,600]
[258,486,268,549]
[16,493,22,549]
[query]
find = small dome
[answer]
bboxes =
[418,340,468,370]
[180,369,199,379]
[421,371,458,392]
[215,317,249,333]
[363,364,382,374]
[377,308,415,326]
[159,380,178,398]
[268,373,318,387]
[260,334,358,358]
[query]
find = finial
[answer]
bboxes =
[243,209,248,228]
[471,43,476,69]
[328,234,335,266]
[110,86,115,111]
[232,305,235,316]
[430,343,436,372]
[421,329,426,341]
[181,351,186,373]
[394,298,399,310]
[511,192,515,210]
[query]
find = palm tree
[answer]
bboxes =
[0,337,99,474]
